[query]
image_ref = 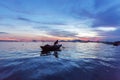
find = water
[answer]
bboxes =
[0,42,120,80]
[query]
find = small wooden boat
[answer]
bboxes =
[40,44,62,51]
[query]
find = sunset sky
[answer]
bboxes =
[0,0,120,41]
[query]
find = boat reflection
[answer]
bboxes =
[40,50,60,58]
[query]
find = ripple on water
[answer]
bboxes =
[0,42,120,80]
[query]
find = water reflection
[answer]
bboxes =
[40,51,59,58]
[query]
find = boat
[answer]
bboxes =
[113,41,120,46]
[40,44,62,51]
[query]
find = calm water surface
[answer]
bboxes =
[0,42,120,80]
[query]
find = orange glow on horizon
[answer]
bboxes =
[79,37,102,41]
[0,38,18,41]
[0,35,102,41]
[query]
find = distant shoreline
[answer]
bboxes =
[0,40,119,46]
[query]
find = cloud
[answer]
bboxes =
[0,15,65,25]
[48,30,77,37]
[17,17,31,22]
[74,0,120,28]
[96,27,120,41]
[92,5,120,27]
[0,32,9,34]
[34,26,77,37]
[17,17,66,25]
[73,2,120,39]
[96,27,117,32]
[0,0,119,41]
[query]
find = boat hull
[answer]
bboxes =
[40,45,62,51]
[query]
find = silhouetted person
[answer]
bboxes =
[54,40,58,45]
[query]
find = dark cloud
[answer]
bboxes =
[93,5,120,27]
[99,29,120,36]
[48,30,77,37]
[97,28,120,41]
[0,32,9,34]
[17,17,31,22]
[0,14,66,25]
[34,26,77,37]
[16,17,35,23]
[17,17,66,25]
[75,1,120,27]
[0,16,65,25]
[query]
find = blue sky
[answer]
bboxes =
[0,0,120,41]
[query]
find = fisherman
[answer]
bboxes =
[54,40,58,45]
